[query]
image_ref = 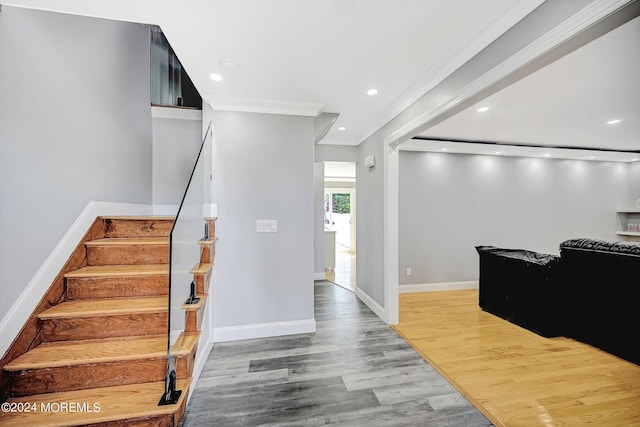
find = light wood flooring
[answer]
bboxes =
[325,249,356,291]
[183,282,491,426]
[393,290,640,427]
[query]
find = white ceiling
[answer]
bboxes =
[415,14,640,154]
[3,0,544,145]
[5,0,636,157]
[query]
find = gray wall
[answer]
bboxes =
[0,7,152,318]
[211,111,315,327]
[628,161,640,208]
[399,151,629,285]
[315,144,358,163]
[313,162,325,277]
[356,138,385,305]
[152,114,203,205]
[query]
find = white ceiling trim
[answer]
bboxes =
[206,96,324,117]
[318,137,359,146]
[324,177,355,183]
[355,0,545,146]
[384,0,635,146]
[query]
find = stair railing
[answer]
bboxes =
[159,120,213,405]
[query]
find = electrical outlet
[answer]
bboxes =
[256,220,277,232]
[406,267,412,276]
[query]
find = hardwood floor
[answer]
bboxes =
[183,282,491,426]
[393,290,640,427]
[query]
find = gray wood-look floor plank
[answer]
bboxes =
[183,281,492,426]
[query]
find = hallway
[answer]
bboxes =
[183,282,490,426]
[325,248,356,291]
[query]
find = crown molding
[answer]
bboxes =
[317,136,359,146]
[384,0,635,146]
[205,96,324,117]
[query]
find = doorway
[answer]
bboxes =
[323,162,356,291]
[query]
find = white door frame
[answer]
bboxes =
[383,143,399,325]
[379,1,630,326]
[324,187,356,253]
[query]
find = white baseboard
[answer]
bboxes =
[355,287,387,324]
[313,272,326,281]
[213,319,316,343]
[0,201,155,358]
[187,287,215,405]
[399,281,479,293]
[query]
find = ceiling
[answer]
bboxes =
[413,14,640,156]
[4,0,637,158]
[3,0,544,145]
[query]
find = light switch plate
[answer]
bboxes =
[256,219,277,232]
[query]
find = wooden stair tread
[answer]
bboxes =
[39,296,168,319]
[197,236,218,246]
[190,263,213,274]
[85,237,169,246]
[181,294,208,311]
[5,333,199,371]
[65,264,169,278]
[0,378,191,427]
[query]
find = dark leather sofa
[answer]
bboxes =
[475,246,561,338]
[476,238,640,365]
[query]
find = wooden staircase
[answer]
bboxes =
[0,216,215,427]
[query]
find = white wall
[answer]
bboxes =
[315,144,358,163]
[325,180,355,189]
[399,151,629,285]
[356,138,386,306]
[151,109,203,206]
[210,111,315,339]
[313,162,325,279]
[0,7,152,318]
[628,161,640,208]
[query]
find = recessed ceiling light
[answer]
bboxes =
[338,126,346,131]
[441,148,447,151]
[495,151,501,154]
[476,107,490,113]
[632,158,640,162]
[544,154,550,157]
[606,119,621,125]
[588,156,596,159]
[209,73,222,81]
[366,89,378,96]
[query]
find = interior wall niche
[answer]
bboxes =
[150,26,202,109]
